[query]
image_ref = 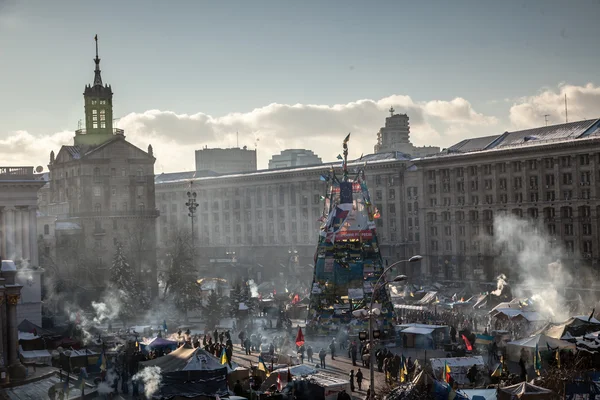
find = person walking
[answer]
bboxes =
[319,348,327,369]
[356,368,363,391]
[306,345,314,363]
[349,370,355,392]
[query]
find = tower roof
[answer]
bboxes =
[84,34,112,97]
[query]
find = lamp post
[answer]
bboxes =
[186,182,199,268]
[366,255,422,399]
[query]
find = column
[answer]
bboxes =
[4,207,15,261]
[6,289,25,380]
[0,208,4,259]
[29,208,38,267]
[21,209,30,263]
[14,209,23,261]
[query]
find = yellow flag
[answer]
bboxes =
[556,350,560,368]
[220,349,227,365]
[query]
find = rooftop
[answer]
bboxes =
[432,118,600,159]
[156,151,411,185]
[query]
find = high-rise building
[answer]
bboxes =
[374,108,440,157]
[41,37,159,298]
[195,146,257,174]
[268,149,322,169]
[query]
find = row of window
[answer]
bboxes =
[430,239,593,254]
[428,155,594,180]
[428,188,592,207]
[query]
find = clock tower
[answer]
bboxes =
[75,35,116,146]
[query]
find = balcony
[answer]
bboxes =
[75,128,125,136]
[0,166,35,180]
[58,209,160,219]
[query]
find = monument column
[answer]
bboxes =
[29,207,38,267]
[5,289,25,380]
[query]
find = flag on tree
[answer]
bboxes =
[295,327,305,347]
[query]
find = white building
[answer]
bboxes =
[0,166,45,326]
[268,149,322,169]
[374,108,440,157]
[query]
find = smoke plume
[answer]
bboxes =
[248,280,259,298]
[493,214,580,321]
[133,366,162,398]
[490,274,507,296]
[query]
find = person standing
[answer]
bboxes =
[349,370,355,392]
[356,368,363,391]
[350,342,357,366]
[319,348,327,369]
[329,340,336,360]
[306,345,314,363]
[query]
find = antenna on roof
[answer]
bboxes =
[544,114,550,126]
[565,94,568,123]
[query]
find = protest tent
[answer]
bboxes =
[429,356,485,385]
[461,389,498,400]
[497,382,556,400]
[505,334,575,362]
[536,316,600,340]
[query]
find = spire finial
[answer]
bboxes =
[389,106,395,117]
[93,34,103,87]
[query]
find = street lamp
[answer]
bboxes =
[186,182,199,267]
[366,255,422,399]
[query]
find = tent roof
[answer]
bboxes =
[507,334,576,350]
[402,327,434,335]
[18,319,54,336]
[430,356,485,369]
[498,382,554,400]
[275,364,317,376]
[461,389,498,400]
[140,345,197,372]
[146,337,178,348]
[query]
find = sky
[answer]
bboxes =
[1,0,600,172]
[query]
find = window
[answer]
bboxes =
[529,160,537,170]
[471,180,478,190]
[445,240,452,251]
[100,109,106,121]
[580,154,590,165]
[100,100,106,105]
[137,186,144,196]
[430,227,438,236]
[44,224,49,235]
[139,203,145,211]
[429,184,437,194]
[407,203,412,212]
[583,240,593,253]
[123,202,127,211]
[112,203,117,211]
[443,197,451,206]
[583,224,592,236]
[389,189,395,200]
[113,220,117,230]
[121,168,127,177]
[471,195,479,205]
[95,203,101,212]
[93,186,101,197]
[544,158,553,169]
[91,100,98,105]
[564,224,573,235]
[459,226,466,236]
[513,161,522,172]
[563,173,573,184]
[563,190,572,200]
[430,240,438,251]
[444,226,452,236]
[546,191,555,201]
[547,224,556,235]
[485,195,493,204]
[375,190,382,201]
[388,204,396,214]
[561,156,571,167]
[429,198,437,207]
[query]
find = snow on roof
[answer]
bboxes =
[402,327,434,335]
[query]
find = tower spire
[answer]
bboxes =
[389,106,395,117]
[93,34,103,87]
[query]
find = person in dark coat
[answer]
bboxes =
[356,368,363,391]
[337,389,351,400]
[349,370,355,392]
[319,348,327,368]
[306,345,314,363]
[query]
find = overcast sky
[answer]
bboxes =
[1,0,600,172]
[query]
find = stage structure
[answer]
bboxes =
[306,134,394,335]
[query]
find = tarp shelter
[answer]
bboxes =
[416,291,438,305]
[430,356,485,385]
[397,324,448,349]
[18,319,54,336]
[291,372,351,400]
[139,345,197,372]
[261,364,317,390]
[506,334,576,363]
[536,316,600,339]
[497,383,555,400]
[461,389,498,400]
[142,336,178,352]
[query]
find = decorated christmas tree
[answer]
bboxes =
[306,134,394,335]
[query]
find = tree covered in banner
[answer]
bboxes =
[109,240,148,325]
[229,281,243,317]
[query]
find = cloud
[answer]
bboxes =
[509,83,600,129]
[2,94,498,172]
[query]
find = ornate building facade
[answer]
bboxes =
[40,38,159,298]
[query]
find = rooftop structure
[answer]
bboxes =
[195,146,257,174]
[268,149,322,169]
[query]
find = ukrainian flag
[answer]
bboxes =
[475,334,494,346]
[258,356,270,376]
[220,348,228,365]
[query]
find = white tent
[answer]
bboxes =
[506,334,576,362]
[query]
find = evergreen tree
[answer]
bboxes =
[110,240,147,325]
[202,289,224,330]
[229,282,243,317]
